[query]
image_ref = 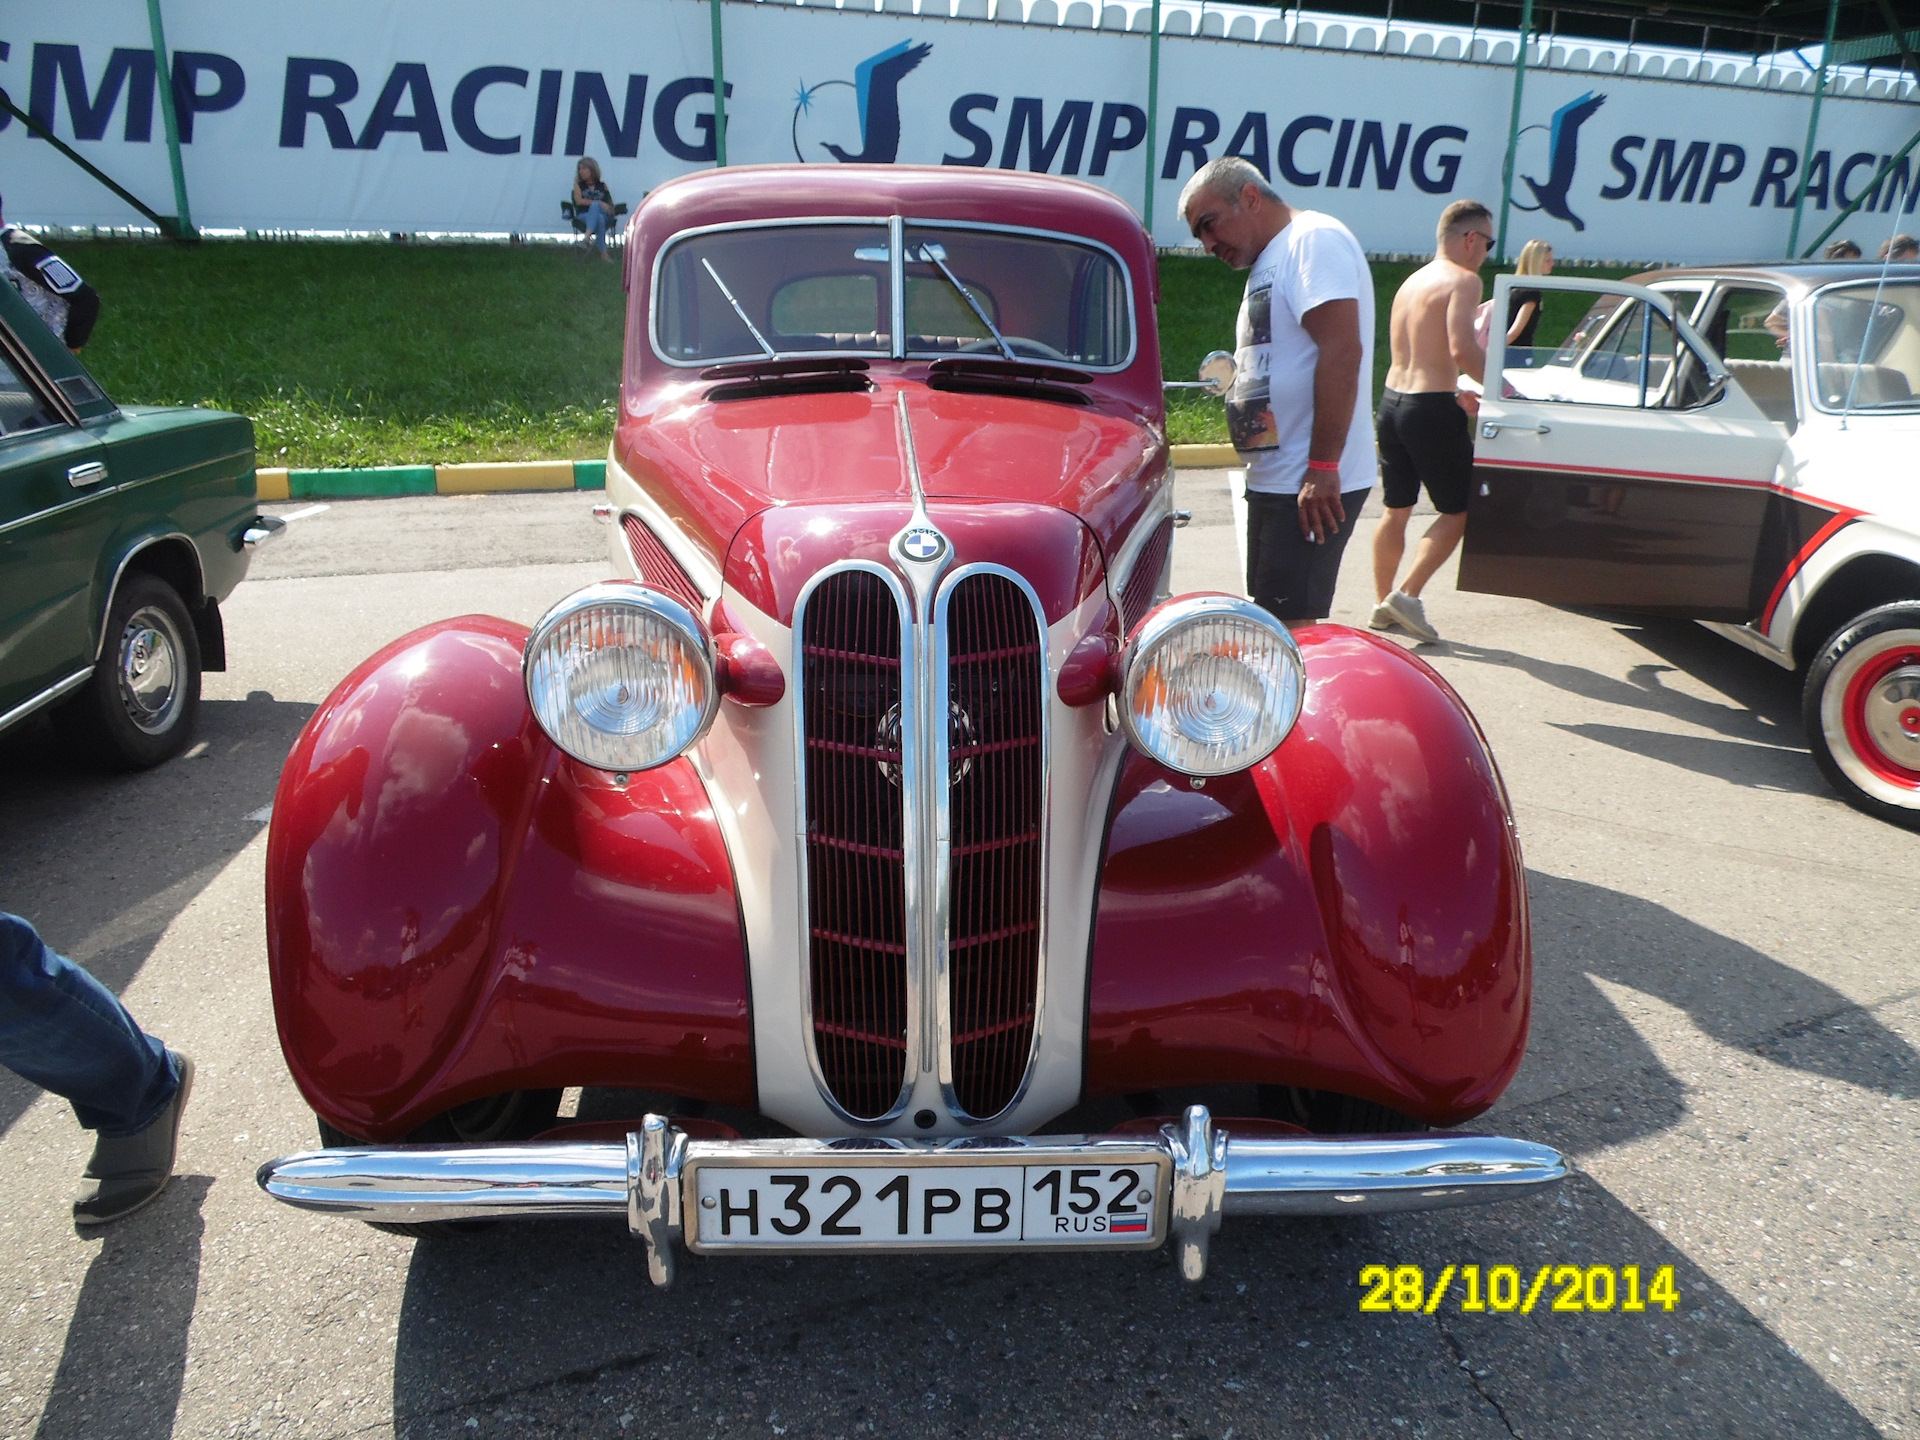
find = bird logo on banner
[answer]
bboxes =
[1514,90,1606,232]
[792,40,933,164]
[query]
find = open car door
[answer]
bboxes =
[1458,276,1789,622]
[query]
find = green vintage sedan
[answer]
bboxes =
[0,275,279,767]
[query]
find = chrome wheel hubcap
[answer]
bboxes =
[1862,664,1920,771]
[117,606,184,734]
[1820,628,1920,806]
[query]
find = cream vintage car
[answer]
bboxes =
[1460,262,1920,829]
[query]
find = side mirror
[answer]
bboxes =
[1197,351,1237,396]
[1164,350,1239,395]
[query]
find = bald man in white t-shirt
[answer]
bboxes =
[1179,156,1375,626]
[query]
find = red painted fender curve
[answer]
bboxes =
[264,616,752,1141]
[1084,625,1530,1127]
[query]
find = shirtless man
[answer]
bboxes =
[1369,199,1493,642]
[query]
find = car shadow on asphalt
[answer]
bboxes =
[1437,619,1803,749]
[1525,871,1913,1110]
[1546,720,1824,794]
[0,694,314,1142]
[376,1172,1883,1438]
[31,1174,211,1440]
[1606,615,1805,729]
[371,872,1912,1438]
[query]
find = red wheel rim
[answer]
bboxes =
[1841,646,1920,788]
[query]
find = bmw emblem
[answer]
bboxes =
[900,527,946,562]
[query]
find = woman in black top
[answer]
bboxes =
[1506,239,1552,360]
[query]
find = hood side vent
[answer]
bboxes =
[621,515,705,613]
[1118,515,1174,633]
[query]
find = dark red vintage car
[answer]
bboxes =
[258,166,1562,1283]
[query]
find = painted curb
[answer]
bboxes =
[255,458,607,501]
[438,460,574,494]
[1169,444,1240,469]
[254,449,1236,500]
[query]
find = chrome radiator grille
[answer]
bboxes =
[941,573,1045,1120]
[797,561,1048,1127]
[799,569,909,1121]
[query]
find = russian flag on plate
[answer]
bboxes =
[1109,1214,1149,1235]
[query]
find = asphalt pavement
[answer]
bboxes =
[0,480,1912,1440]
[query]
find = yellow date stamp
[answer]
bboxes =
[1358,1264,1680,1315]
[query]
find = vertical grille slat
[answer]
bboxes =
[945,572,1045,1120]
[801,570,909,1120]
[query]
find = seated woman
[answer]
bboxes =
[572,158,616,261]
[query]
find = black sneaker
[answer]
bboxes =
[72,1051,195,1229]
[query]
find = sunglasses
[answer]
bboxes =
[1470,231,1496,247]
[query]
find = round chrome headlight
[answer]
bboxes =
[1120,596,1305,776]
[523,581,718,771]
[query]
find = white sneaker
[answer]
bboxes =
[1367,600,1396,631]
[1379,590,1440,641]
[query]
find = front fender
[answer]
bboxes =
[1085,626,1528,1127]
[265,616,752,1141]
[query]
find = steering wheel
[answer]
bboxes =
[960,338,1072,362]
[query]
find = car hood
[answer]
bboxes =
[615,378,1165,594]
[722,497,1108,628]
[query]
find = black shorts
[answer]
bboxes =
[1376,388,1473,515]
[1244,488,1371,623]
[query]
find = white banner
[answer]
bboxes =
[3,0,1916,262]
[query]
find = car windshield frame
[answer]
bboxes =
[1805,277,1920,416]
[1510,278,1726,411]
[649,216,1137,373]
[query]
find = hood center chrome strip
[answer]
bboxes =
[889,391,952,1076]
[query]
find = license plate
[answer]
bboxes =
[684,1147,1169,1253]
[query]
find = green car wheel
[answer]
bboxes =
[67,572,203,770]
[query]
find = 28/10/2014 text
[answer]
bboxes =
[1359,1264,1681,1315]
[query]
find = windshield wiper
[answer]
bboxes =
[910,242,1015,362]
[700,257,777,359]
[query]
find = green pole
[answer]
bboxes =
[1787,0,1841,259]
[0,87,180,235]
[144,0,195,237]
[1144,0,1161,234]
[1798,118,1920,257]
[710,0,728,167]
[1494,0,1535,265]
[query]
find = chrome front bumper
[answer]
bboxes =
[257,1106,1565,1285]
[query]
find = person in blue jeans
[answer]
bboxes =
[572,157,616,261]
[0,913,193,1227]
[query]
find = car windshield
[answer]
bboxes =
[1810,282,1920,412]
[901,225,1130,365]
[1550,293,1626,367]
[653,222,1132,368]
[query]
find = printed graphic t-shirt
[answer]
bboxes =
[1226,210,1376,497]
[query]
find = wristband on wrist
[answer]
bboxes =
[1305,459,1342,474]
